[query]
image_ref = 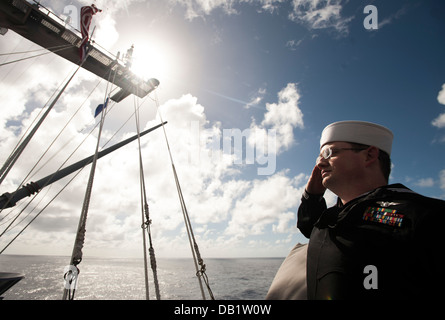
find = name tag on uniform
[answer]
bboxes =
[363,207,404,227]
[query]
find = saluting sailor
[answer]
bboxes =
[267,120,445,300]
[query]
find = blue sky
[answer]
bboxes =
[1,0,445,259]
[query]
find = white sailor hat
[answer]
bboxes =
[320,120,393,155]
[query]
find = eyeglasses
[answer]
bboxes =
[319,147,367,160]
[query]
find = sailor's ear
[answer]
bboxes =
[364,146,380,167]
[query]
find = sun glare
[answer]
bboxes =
[128,40,172,84]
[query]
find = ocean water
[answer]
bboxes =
[0,255,283,300]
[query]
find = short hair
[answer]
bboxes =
[348,142,391,182]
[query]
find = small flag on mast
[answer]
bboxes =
[94,97,109,118]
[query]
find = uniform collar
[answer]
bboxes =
[336,183,413,208]
[316,184,413,229]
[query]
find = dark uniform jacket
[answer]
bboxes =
[297,183,445,299]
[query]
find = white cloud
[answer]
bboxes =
[244,88,266,110]
[171,0,239,20]
[258,0,286,13]
[225,171,305,236]
[94,12,120,48]
[289,0,352,35]
[286,39,304,51]
[174,0,282,20]
[262,83,304,130]
[249,82,304,155]
[272,211,296,233]
[432,84,445,129]
[414,177,435,188]
[438,84,445,105]
[439,169,445,191]
[378,5,409,29]
[432,114,445,129]
[168,0,352,35]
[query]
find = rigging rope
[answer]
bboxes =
[0,77,102,226]
[154,92,215,300]
[0,170,82,255]
[61,98,108,300]
[62,46,112,300]
[0,66,89,240]
[133,95,161,300]
[0,41,33,85]
[0,44,75,67]
[0,57,86,187]
[0,44,75,57]
[26,79,103,183]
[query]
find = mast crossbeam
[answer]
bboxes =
[0,0,159,101]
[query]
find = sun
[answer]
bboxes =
[128,39,173,84]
